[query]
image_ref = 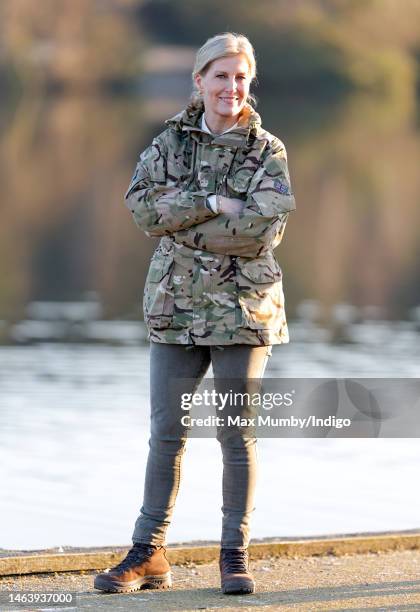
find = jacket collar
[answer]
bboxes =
[164,100,261,147]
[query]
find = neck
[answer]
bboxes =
[204,110,239,135]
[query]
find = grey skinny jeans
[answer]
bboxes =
[132,341,272,550]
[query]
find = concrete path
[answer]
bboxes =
[1,549,420,611]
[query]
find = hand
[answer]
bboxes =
[218,196,246,215]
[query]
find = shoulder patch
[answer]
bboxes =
[274,178,290,195]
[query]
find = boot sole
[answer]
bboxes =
[94,571,172,593]
[222,586,255,595]
[222,580,255,595]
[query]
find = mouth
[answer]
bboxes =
[219,97,239,103]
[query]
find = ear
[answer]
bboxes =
[194,73,203,93]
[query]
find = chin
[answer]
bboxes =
[217,104,244,117]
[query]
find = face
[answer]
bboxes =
[195,53,252,119]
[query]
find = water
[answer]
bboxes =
[1,324,419,550]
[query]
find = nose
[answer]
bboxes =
[225,79,238,94]
[224,78,237,93]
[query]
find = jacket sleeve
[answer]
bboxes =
[173,139,296,258]
[124,134,219,236]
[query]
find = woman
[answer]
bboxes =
[94,32,295,596]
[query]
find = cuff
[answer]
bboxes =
[206,195,219,213]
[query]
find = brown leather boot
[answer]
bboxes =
[219,548,255,595]
[94,543,172,593]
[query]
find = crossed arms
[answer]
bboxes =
[125,135,296,258]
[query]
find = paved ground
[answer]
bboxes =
[1,549,420,611]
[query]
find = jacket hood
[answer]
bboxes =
[164,100,262,144]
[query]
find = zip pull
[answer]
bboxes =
[216,171,228,197]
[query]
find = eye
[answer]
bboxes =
[216,74,226,78]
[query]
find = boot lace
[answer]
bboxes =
[221,548,248,574]
[113,543,157,573]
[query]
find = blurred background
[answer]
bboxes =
[1,0,420,550]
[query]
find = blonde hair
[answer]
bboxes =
[191,32,257,108]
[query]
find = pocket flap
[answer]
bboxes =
[227,169,253,195]
[147,251,174,282]
[237,256,282,284]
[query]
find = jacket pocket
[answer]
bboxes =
[226,167,254,197]
[236,254,284,330]
[143,249,174,329]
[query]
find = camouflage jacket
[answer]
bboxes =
[125,101,296,346]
